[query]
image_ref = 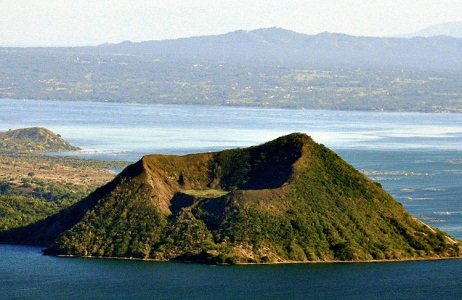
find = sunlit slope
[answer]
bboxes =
[0,127,79,153]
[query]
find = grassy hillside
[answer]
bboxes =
[2,133,460,263]
[0,127,80,152]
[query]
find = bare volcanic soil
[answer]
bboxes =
[1,133,460,264]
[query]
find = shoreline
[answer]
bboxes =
[3,97,462,114]
[50,252,462,266]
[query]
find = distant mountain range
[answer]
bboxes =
[1,27,462,112]
[405,21,462,38]
[94,27,462,69]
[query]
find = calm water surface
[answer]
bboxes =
[1,99,461,158]
[1,245,461,300]
[1,99,461,299]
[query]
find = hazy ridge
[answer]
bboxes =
[1,28,462,112]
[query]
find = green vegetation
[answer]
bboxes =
[0,195,73,231]
[0,177,90,202]
[0,177,95,231]
[181,189,228,198]
[0,127,80,152]
[1,133,460,263]
[0,129,127,234]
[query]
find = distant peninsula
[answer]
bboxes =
[0,127,80,153]
[1,133,460,264]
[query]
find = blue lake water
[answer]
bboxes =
[1,244,462,300]
[1,98,462,299]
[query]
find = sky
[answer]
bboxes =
[1,0,462,47]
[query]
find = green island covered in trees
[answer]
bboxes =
[1,133,460,264]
